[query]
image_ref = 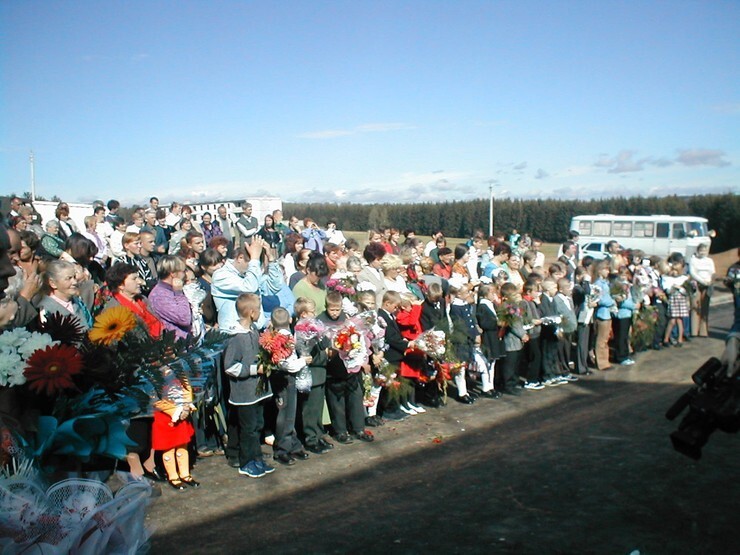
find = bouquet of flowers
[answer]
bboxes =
[293,318,327,357]
[371,359,413,404]
[414,329,446,360]
[496,301,523,337]
[631,305,659,352]
[331,322,369,373]
[257,329,295,394]
[354,310,386,353]
[325,271,358,299]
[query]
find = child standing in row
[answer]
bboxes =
[223,293,276,478]
[475,283,505,398]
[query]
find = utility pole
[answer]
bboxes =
[29,150,36,201]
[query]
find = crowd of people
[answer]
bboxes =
[0,195,734,491]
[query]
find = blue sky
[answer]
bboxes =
[1,1,738,205]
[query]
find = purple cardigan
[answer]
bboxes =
[148,281,192,340]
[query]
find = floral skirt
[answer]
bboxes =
[151,410,194,451]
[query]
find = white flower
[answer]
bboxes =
[16,332,57,361]
[0,350,24,387]
[356,282,376,292]
[0,328,31,350]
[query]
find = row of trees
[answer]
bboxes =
[285,193,739,253]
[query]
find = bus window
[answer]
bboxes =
[656,223,669,238]
[593,221,611,236]
[613,222,632,237]
[672,223,686,239]
[578,221,592,235]
[634,222,654,237]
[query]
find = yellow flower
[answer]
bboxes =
[89,306,137,345]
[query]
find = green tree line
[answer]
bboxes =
[285,193,739,253]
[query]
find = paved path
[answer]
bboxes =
[148,302,738,554]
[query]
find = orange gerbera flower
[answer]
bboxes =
[24,344,83,396]
[88,306,137,345]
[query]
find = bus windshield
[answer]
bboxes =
[687,222,707,237]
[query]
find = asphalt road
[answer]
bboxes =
[148,301,738,555]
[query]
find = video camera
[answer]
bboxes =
[666,355,740,460]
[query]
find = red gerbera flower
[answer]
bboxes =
[24,344,83,396]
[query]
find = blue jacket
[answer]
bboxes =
[211,259,283,329]
[594,277,616,321]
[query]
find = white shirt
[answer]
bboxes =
[689,255,715,287]
[165,212,181,227]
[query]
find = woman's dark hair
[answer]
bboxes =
[454,244,468,261]
[64,233,97,267]
[284,232,303,254]
[202,211,212,219]
[306,252,329,278]
[363,242,386,264]
[199,247,223,268]
[106,263,139,293]
[19,230,39,251]
[345,237,359,251]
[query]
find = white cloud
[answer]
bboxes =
[534,168,549,180]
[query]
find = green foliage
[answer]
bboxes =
[283,193,738,253]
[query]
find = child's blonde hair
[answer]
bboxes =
[294,297,316,319]
[270,307,292,330]
[236,293,260,319]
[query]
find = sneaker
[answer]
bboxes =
[238,460,265,478]
[523,381,545,390]
[406,402,426,414]
[399,404,418,415]
[620,359,635,366]
[561,373,579,382]
[544,378,566,387]
[257,460,275,474]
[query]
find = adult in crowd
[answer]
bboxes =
[104,263,163,336]
[168,218,193,255]
[198,248,224,328]
[325,220,346,246]
[120,232,156,295]
[301,219,326,254]
[280,233,304,280]
[208,236,231,259]
[292,253,330,314]
[288,248,312,289]
[165,202,182,227]
[37,220,66,260]
[381,254,407,294]
[148,255,192,341]
[201,211,223,244]
[55,202,79,240]
[37,259,92,330]
[211,236,282,330]
[214,205,234,246]
[504,252,525,291]
[236,202,259,247]
[81,215,108,266]
[357,242,388,307]
[689,244,715,337]
[256,214,281,250]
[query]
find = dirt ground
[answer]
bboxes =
[147,299,738,555]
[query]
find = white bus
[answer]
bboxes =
[570,214,712,259]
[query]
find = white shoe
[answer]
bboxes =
[399,404,418,415]
[407,402,426,413]
[544,378,565,387]
[524,381,545,390]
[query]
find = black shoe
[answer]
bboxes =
[273,453,296,466]
[306,443,330,455]
[292,450,310,460]
[226,458,241,468]
[479,390,502,399]
[180,476,200,488]
[143,467,165,482]
[458,395,475,404]
[168,479,187,491]
[353,430,375,442]
[335,433,354,444]
[365,415,385,427]
[319,438,334,450]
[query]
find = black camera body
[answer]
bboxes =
[665,357,740,460]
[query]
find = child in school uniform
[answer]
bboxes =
[420,282,448,332]
[499,282,529,395]
[294,297,335,455]
[395,292,428,415]
[448,283,479,404]
[553,278,580,378]
[520,279,546,390]
[269,307,312,465]
[539,278,569,385]
[475,283,505,398]
[319,291,374,443]
[223,293,276,479]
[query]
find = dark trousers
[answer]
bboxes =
[653,303,668,347]
[326,372,366,435]
[500,349,522,391]
[541,337,561,379]
[575,323,590,374]
[271,373,303,456]
[300,382,326,446]
[226,402,264,465]
[557,332,573,373]
[612,317,632,362]
[524,335,542,383]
